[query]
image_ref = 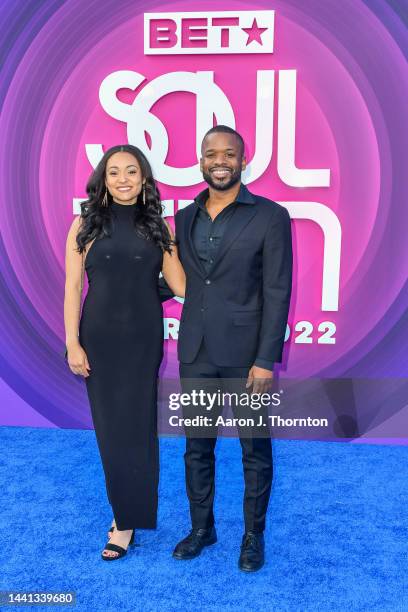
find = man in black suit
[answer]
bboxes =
[172,125,292,572]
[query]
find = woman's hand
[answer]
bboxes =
[67,342,91,377]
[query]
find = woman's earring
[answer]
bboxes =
[142,183,146,205]
[102,188,108,207]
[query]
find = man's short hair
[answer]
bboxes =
[201,125,245,157]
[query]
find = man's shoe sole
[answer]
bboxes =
[172,536,217,560]
[238,562,264,572]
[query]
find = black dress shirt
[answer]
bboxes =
[191,190,237,275]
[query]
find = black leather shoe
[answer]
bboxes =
[238,532,265,572]
[173,527,217,560]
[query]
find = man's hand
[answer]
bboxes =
[246,365,273,394]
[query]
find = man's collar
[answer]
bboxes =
[194,183,256,209]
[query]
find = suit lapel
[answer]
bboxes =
[182,185,258,277]
[184,204,207,278]
[209,204,257,273]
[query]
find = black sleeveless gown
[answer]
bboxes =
[79,202,163,530]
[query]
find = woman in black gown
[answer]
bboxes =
[64,145,185,560]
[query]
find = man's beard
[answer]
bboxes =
[202,167,242,191]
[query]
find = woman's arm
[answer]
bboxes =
[64,217,91,377]
[161,220,186,298]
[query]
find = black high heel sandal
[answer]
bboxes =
[108,518,117,538]
[101,529,135,561]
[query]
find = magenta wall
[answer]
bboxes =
[0,0,407,435]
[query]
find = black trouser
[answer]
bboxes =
[179,339,273,534]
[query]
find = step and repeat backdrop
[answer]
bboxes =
[1,0,407,436]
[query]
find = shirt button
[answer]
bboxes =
[205,279,211,285]
[201,307,205,312]
[209,237,213,242]
[209,259,214,264]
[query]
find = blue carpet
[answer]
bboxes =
[0,426,407,612]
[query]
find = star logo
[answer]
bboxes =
[242,18,268,46]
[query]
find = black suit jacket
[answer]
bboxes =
[175,184,293,368]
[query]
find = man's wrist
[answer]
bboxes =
[253,358,275,371]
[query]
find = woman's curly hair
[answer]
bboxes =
[76,144,172,254]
